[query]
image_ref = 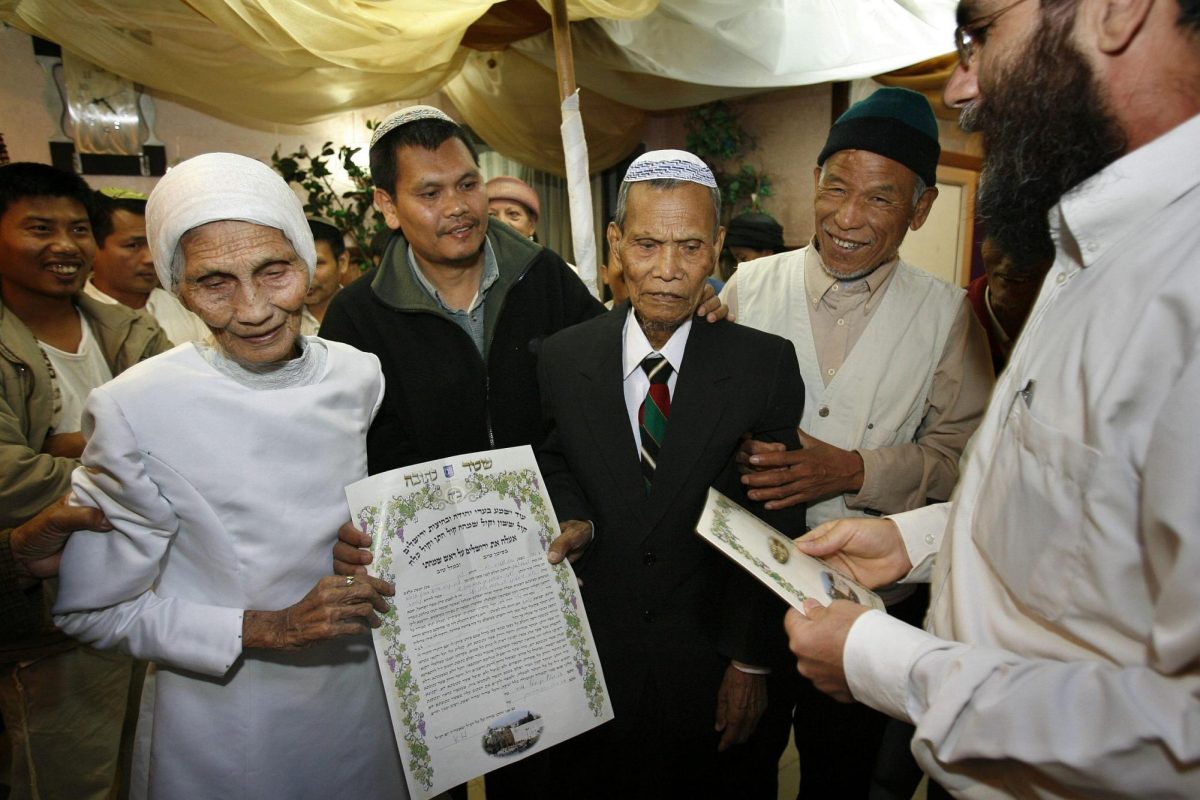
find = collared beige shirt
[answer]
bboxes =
[800,248,900,386]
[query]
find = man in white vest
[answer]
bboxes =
[720,87,994,798]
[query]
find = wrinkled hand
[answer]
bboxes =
[738,429,865,510]
[243,574,395,650]
[41,431,86,459]
[786,599,870,702]
[10,494,111,587]
[547,520,593,566]
[332,520,384,581]
[695,282,731,323]
[794,517,912,590]
[714,664,767,751]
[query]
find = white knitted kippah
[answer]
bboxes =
[623,149,717,188]
[369,105,456,151]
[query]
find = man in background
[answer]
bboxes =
[83,188,210,346]
[486,175,539,240]
[0,162,169,800]
[599,227,629,309]
[725,211,787,266]
[967,232,1053,374]
[301,216,349,335]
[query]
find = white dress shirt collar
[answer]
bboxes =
[1056,113,1200,273]
[621,308,693,450]
[621,308,692,380]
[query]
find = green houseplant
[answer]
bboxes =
[684,101,773,221]
[271,121,385,273]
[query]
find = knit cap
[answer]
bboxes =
[486,176,540,220]
[817,87,940,186]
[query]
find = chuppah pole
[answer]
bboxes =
[549,0,599,297]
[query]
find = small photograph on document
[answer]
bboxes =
[481,709,545,757]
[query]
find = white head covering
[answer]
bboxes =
[146,152,316,294]
[369,105,456,151]
[623,149,717,188]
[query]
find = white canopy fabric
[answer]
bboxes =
[595,0,957,88]
[512,1,957,111]
[443,48,648,175]
[0,0,959,174]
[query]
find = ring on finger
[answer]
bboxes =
[345,575,355,587]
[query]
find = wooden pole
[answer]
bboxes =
[548,0,599,297]
[549,0,576,103]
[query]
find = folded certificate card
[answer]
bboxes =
[697,488,885,613]
[346,445,613,800]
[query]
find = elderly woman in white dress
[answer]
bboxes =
[52,154,406,800]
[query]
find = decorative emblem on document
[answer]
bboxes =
[768,536,791,564]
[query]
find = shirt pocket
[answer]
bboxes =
[860,423,901,450]
[971,392,1100,621]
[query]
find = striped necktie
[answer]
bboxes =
[638,354,672,493]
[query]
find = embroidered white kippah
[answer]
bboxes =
[370,105,456,150]
[623,149,717,188]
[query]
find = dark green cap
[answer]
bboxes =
[817,87,940,186]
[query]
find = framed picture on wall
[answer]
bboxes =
[898,159,980,288]
[33,37,166,177]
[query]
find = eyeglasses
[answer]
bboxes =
[954,0,1034,64]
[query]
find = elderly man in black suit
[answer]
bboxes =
[538,150,805,798]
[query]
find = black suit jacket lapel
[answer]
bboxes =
[643,320,732,532]
[577,308,648,515]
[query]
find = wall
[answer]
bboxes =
[0,26,427,197]
[643,84,833,248]
[3,25,969,284]
[1,26,59,166]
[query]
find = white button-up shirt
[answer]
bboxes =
[842,113,1200,798]
[620,310,690,450]
[83,280,212,346]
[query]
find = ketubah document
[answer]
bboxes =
[345,445,613,800]
[696,488,886,613]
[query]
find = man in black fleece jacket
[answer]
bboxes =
[322,105,721,475]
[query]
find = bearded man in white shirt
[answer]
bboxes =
[785,1,1200,797]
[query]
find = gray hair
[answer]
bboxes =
[613,178,722,239]
[912,176,928,208]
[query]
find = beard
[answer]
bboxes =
[961,8,1126,267]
